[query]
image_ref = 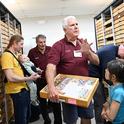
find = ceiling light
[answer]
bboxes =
[37,20,46,24]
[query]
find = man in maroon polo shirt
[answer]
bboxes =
[46,16,99,124]
[28,34,62,124]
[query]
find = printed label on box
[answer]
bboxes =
[68,98,76,105]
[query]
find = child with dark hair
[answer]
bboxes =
[101,59,124,124]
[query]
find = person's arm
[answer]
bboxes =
[4,68,39,82]
[105,100,120,122]
[46,63,59,101]
[101,101,110,119]
[87,50,99,65]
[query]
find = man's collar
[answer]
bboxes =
[36,46,46,54]
[64,36,79,46]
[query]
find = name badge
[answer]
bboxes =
[74,50,82,57]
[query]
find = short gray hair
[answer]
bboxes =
[36,34,46,42]
[62,16,76,29]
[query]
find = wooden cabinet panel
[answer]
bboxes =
[95,0,124,49]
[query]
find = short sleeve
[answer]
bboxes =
[48,42,62,65]
[1,52,14,70]
[112,89,124,103]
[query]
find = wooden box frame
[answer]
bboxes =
[40,74,99,108]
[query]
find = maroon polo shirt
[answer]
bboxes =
[28,46,51,79]
[48,37,89,76]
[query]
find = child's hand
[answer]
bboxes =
[30,73,40,81]
[37,68,43,75]
[32,72,41,78]
[36,74,41,78]
[101,109,109,121]
[101,102,110,121]
[101,107,106,119]
[36,67,41,71]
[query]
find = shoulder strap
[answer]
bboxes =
[5,50,31,76]
[5,50,21,65]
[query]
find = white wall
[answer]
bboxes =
[20,15,96,54]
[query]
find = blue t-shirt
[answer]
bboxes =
[109,84,124,124]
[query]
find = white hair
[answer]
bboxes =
[62,16,77,29]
